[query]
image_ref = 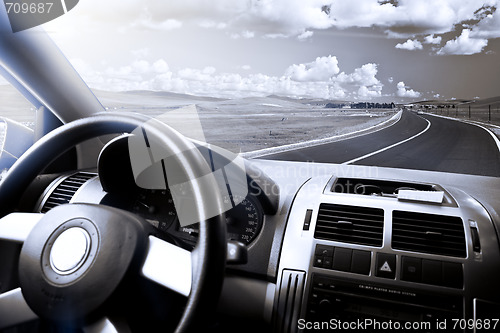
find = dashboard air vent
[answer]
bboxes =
[273,270,305,333]
[392,211,466,258]
[41,172,95,213]
[314,204,384,246]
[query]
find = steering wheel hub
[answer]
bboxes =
[50,227,90,275]
[18,204,150,323]
[40,218,99,286]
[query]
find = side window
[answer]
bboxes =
[0,82,36,128]
[0,82,36,176]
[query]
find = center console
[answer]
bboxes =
[273,175,500,332]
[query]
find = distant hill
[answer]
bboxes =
[266,94,350,106]
[91,89,228,108]
[413,95,500,108]
[121,90,227,102]
[469,95,500,108]
[412,99,471,106]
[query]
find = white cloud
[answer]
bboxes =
[131,60,151,74]
[178,67,216,81]
[284,56,340,82]
[241,0,334,36]
[337,63,383,98]
[262,33,289,39]
[470,10,500,39]
[131,8,183,31]
[424,34,442,44]
[397,81,421,98]
[141,19,183,31]
[152,59,170,73]
[298,30,314,40]
[62,0,335,38]
[241,65,252,71]
[198,20,227,29]
[328,0,496,36]
[230,30,255,39]
[73,56,386,100]
[47,0,500,55]
[395,39,423,51]
[437,29,488,55]
[358,85,381,98]
[337,64,380,86]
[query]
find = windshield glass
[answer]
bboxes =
[2,0,500,177]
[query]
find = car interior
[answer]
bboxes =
[0,2,500,333]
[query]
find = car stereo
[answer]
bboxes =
[307,274,462,325]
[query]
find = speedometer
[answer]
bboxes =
[177,194,264,245]
[224,194,263,245]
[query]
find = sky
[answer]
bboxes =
[35,0,500,102]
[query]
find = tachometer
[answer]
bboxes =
[132,189,177,232]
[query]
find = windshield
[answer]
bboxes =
[2,0,500,177]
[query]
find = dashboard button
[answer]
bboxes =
[323,257,333,269]
[401,256,422,282]
[333,248,352,272]
[314,256,324,267]
[303,209,313,230]
[315,245,334,257]
[313,276,330,288]
[351,250,371,275]
[375,253,396,279]
[442,262,463,288]
[422,259,442,285]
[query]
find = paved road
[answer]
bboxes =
[263,111,500,177]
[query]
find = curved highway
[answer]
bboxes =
[263,111,500,177]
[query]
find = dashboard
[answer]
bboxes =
[31,147,500,332]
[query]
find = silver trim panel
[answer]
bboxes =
[275,172,500,327]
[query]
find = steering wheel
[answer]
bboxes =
[0,113,227,332]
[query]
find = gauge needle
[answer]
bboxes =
[137,201,150,209]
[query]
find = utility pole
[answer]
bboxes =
[469,104,471,119]
[489,104,491,122]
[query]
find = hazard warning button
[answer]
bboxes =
[375,253,396,279]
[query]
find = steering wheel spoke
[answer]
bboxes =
[0,288,38,329]
[82,317,121,333]
[0,213,43,243]
[141,236,193,297]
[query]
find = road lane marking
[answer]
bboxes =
[243,111,403,159]
[342,117,431,165]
